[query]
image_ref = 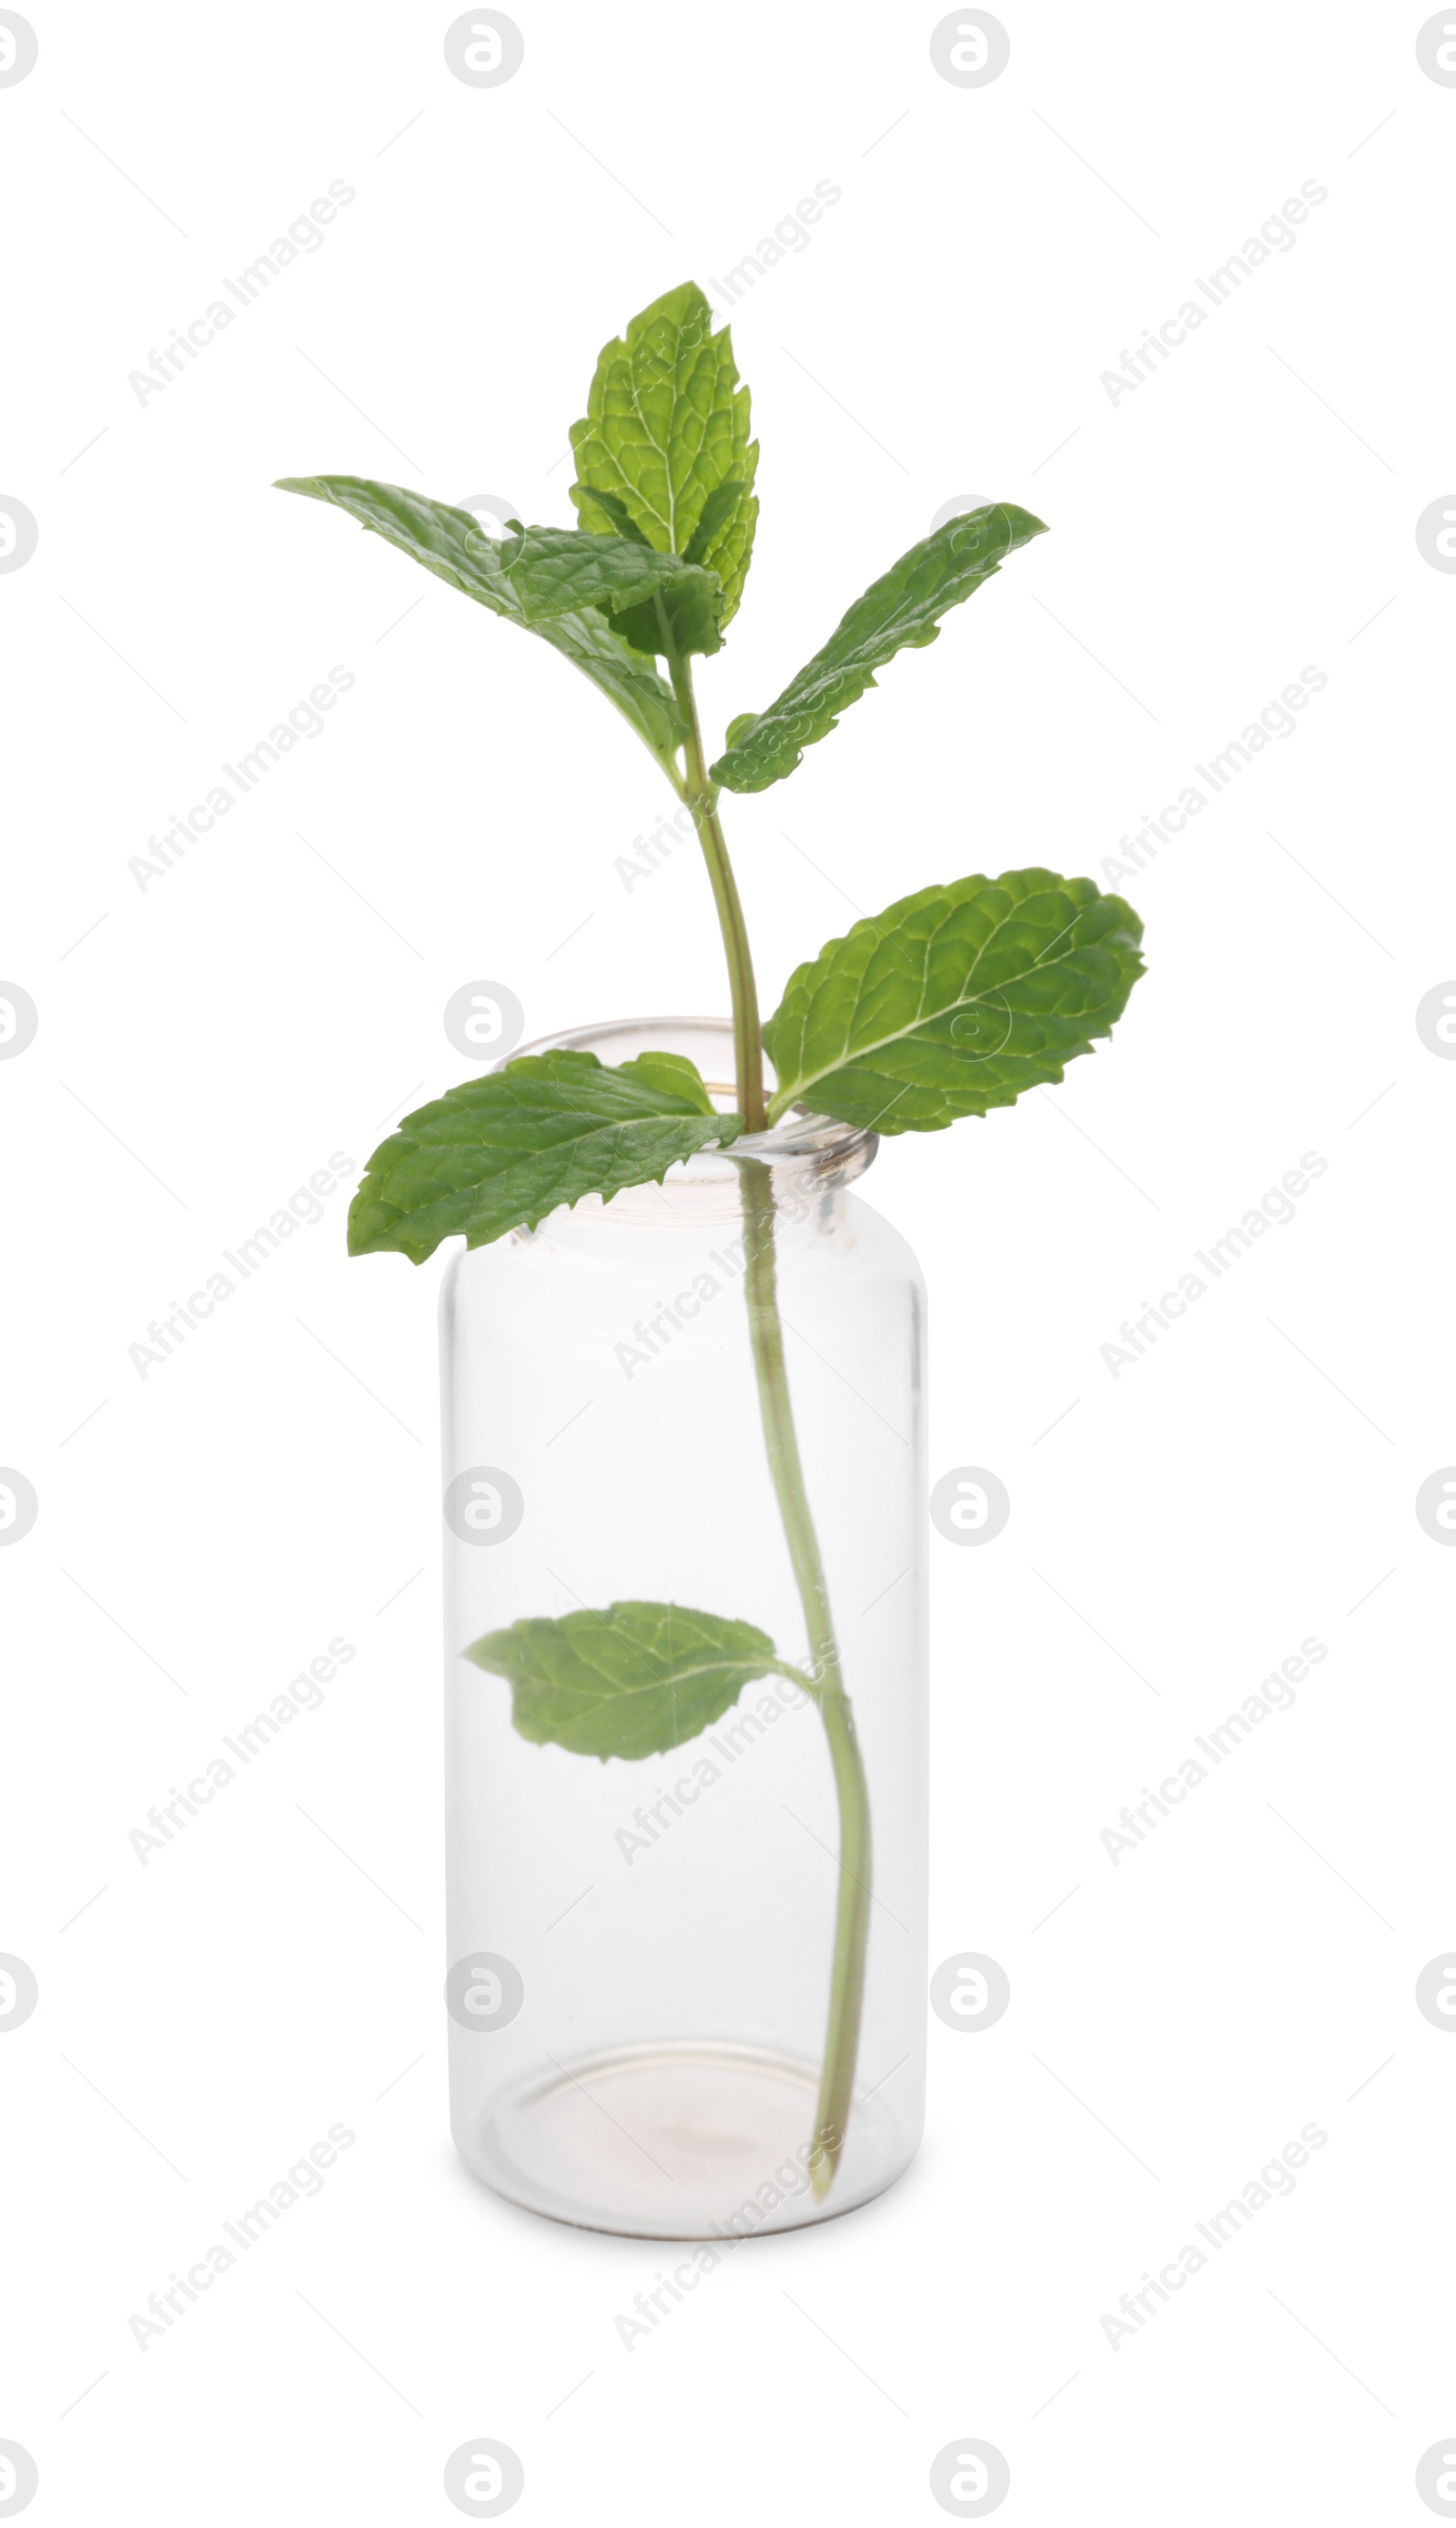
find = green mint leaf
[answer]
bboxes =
[349,1048,741,1263]
[570,485,652,546]
[529,606,687,756]
[681,476,745,571]
[764,870,1145,1133]
[609,580,726,662]
[499,524,721,645]
[464,1602,795,1760]
[569,281,760,623]
[615,1050,717,1113]
[502,524,726,661]
[273,473,686,768]
[710,502,1047,794]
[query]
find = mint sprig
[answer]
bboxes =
[278,282,1148,2207]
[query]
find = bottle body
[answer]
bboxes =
[441,1019,927,2238]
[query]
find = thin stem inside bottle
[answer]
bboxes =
[739,1157,872,2198]
[653,637,872,2199]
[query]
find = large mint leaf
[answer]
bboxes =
[710,503,1047,793]
[349,1050,740,1263]
[274,475,685,767]
[569,282,759,623]
[529,606,686,757]
[764,870,1145,1133]
[465,1602,795,1760]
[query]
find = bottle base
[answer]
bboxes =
[454,2039,916,2240]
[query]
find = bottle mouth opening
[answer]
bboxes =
[498,1016,877,1174]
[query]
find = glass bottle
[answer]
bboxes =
[440,1018,926,2237]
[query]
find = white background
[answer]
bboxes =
[4,1,1455,2519]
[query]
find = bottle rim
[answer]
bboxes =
[497,1014,878,1173]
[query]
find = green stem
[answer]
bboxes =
[740,1155,872,2199]
[651,628,868,2196]
[659,630,765,1132]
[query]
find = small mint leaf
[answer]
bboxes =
[610,576,726,661]
[465,1602,795,1760]
[571,486,652,547]
[499,524,719,632]
[682,477,744,570]
[616,1050,718,1114]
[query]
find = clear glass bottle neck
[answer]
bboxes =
[499,1016,878,1227]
